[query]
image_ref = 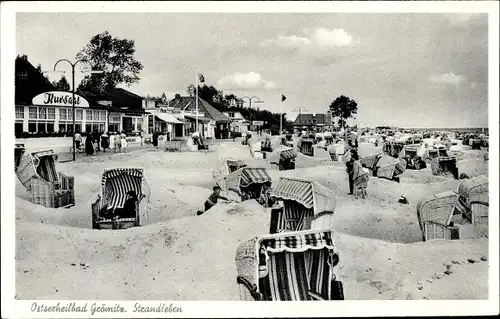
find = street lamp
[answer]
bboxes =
[240,96,264,109]
[53,59,103,161]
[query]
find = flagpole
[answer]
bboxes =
[280,96,283,134]
[195,70,199,133]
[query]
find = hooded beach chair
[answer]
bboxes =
[217,167,272,203]
[213,158,248,182]
[425,146,449,162]
[298,137,314,156]
[269,147,297,171]
[16,149,75,208]
[416,191,461,241]
[453,175,488,226]
[323,132,334,146]
[261,136,273,153]
[235,229,344,301]
[360,154,405,182]
[269,177,338,234]
[398,145,424,170]
[15,144,26,172]
[328,142,346,161]
[431,156,458,179]
[91,168,150,230]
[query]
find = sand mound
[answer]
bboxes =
[458,158,488,178]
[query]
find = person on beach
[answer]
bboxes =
[100,132,109,152]
[345,149,359,195]
[152,131,159,149]
[192,131,201,146]
[109,132,116,151]
[85,134,94,155]
[114,132,122,153]
[74,131,82,153]
[120,131,128,152]
[258,181,274,208]
[197,185,230,216]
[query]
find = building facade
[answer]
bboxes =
[223,109,250,133]
[15,55,146,137]
[292,113,333,132]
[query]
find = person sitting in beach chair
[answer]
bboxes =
[197,185,230,216]
[258,181,274,208]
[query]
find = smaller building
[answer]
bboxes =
[223,108,250,134]
[292,113,333,131]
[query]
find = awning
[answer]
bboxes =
[273,178,314,208]
[240,168,271,187]
[155,112,182,124]
[260,230,335,253]
[184,114,212,123]
[280,149,297,160]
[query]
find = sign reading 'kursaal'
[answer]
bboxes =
[32,91,90,108]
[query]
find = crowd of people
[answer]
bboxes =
[74,131,131,156]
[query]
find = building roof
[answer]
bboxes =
[169,96,231,123]
[78,87,143,111]
[15,55,56,105]
[293,113,332,126]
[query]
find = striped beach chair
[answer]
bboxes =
[16,149,75,208]
[270,177,337,233]
[92,168,149,230]
[235,229,344,301]
[269,147,297,171]
[453,175,488,226]
[217,167,272,203]
[431,157,458,179]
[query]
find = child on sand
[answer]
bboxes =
[197,185,230,216]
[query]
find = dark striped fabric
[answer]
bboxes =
[273,178,314,209]
[280,149,297,160]
[101,168,144,209]
[240,168,272,188]
[454,195,469,215]
[394,162,405,176]
[274,201,314,232]
[260,230,336,301]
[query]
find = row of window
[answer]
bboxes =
[15,106,107,122]
[15,120,112,134]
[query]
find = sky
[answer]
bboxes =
[16,12,489,127]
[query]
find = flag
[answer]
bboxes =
[199,73,205,83]
[281,94,287,102]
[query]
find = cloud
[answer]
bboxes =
[217,72,278,90]
[469,82,477,89]
[261,27,355,49]
[428,73,466,85]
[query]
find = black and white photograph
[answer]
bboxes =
[1,1,499,318]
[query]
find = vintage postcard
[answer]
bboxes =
[1,1,499,318]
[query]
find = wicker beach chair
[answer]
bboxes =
[15,144,26,172]
[235,229,344,301]
[269,177,337,233]
[91,168,150,230]
[453,175,488,226]
[383,141,405,158]
[217,167,272,204]
[261,138,273,153]
[16,149,75,208]
[416,191,461,241]
[360,154,405,182]
[269,147,297,171]
[431,157,458,179]
[213,158,248,182]
[398,146,424,170]
[299,138,314,156]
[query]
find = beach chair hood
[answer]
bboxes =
[213,158,247,182]
[456,175,488,208]
[272,177,337,213]
[235,230,340,301]
[218,167,272,200]
[100,168,147,210]
[269,146,297,165]
[17,149,59,190]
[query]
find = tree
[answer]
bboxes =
[329,95,358,129]
[76,31,143,92]
[52,76,71,91]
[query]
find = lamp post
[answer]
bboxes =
[53,59,103,161]
[241,96,263,131]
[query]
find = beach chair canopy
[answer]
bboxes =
[235,229,339,301]
[17,149,59,190]
[213,158,248,181]
[269,147,297,164]
[272,177,337,213]
[417,190,458,227]
[100,168,145,210]
[457,175,488,205]
[220,167,272,190]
